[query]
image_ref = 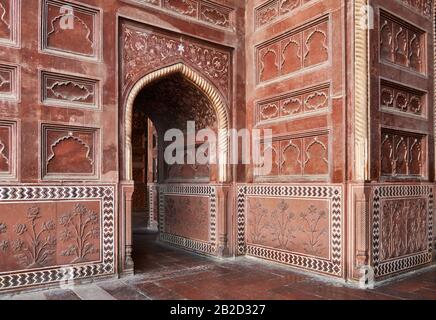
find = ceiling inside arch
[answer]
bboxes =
[133,73,217,133]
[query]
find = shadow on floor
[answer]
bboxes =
[1,232,435,300]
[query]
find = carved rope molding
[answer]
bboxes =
[354,0,369,181]
[125,63,229,183]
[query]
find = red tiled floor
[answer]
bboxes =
[1,231,435,300]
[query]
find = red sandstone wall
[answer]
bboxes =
[0,0,245,291]
[241,0,347,278]
[366,0,435,280]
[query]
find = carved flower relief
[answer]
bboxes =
[280,0,300,14]
[14,223,27,236]
[401,0,433,18]
[11,206,57,269]
[0,222,8,253]
[381,200,405,260]
[122,25,230,99]
[409,96,422,114]
[200,6,230,28]
[164,0,198,18]
[0,240,8,252]
[395,92,408,111]
[380,87,394,108]
[59,204,100,263]
[164,196,209,241]
[257,3,278,27]
[380,198,429,261]
[380,82,424,116]
[0,222,6,234]
[247,198,328,257]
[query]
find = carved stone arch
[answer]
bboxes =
[124,62,230,183]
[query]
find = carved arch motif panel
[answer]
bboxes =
[256,15,329,84]
[42,0,101,60]
[41,124,99,180]
[255,0,318,29]
[0,0,19,47]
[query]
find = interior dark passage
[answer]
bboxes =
[130,73,218,272]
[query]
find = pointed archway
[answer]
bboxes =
[120,63,231,274]
[124,63,230,183]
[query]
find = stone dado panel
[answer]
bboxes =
[0,0,19,47]
[41,71,100,109]
[381,129,426,178]
[372,185,433,278]
[41,124,99,180]
[0,185,115,291]
[42,0,101,60]
[126,0,235,30]
[256,15,329,83]
[159,184,217,255]
[237,184,342,277]
[255,0,317,29]
[380,79,427,118]
[256,131,329,179]
[379,10,426,75]
[255,83,330,125]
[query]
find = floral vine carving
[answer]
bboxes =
[248,200,268,243]
[12,206,56,269]
[381,198,428,261]
[122,25,230,99]
[0,222,8,252]
[59,204,100,263]
[269,200,296,249]
[299,205,328,255]
[247,199,330,257]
